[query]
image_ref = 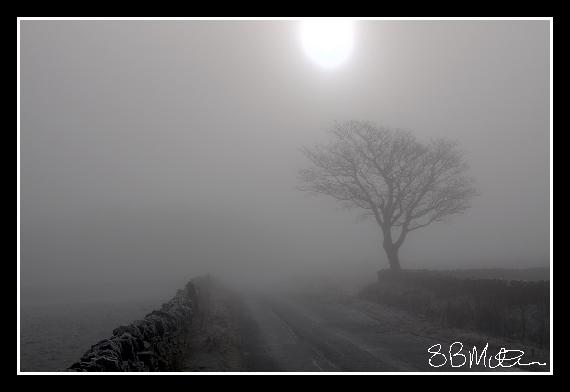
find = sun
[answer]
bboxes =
[300,20,355,69]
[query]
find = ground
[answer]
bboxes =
[180,284,245,371]
[179,284,549,372]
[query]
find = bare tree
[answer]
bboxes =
[298,120,477,271]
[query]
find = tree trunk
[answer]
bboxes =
[383,243,401,271]
[381,227,402,271]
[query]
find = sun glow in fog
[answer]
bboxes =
[300,20,354,69]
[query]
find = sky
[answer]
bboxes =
[20,20,550,304]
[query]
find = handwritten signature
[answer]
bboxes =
[427,342,547,369]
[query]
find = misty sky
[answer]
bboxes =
[20,20,550,304]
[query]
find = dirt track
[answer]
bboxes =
[180,285,547,372]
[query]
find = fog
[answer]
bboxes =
[20,20,550,305]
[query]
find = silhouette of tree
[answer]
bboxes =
[299,120,477,270]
